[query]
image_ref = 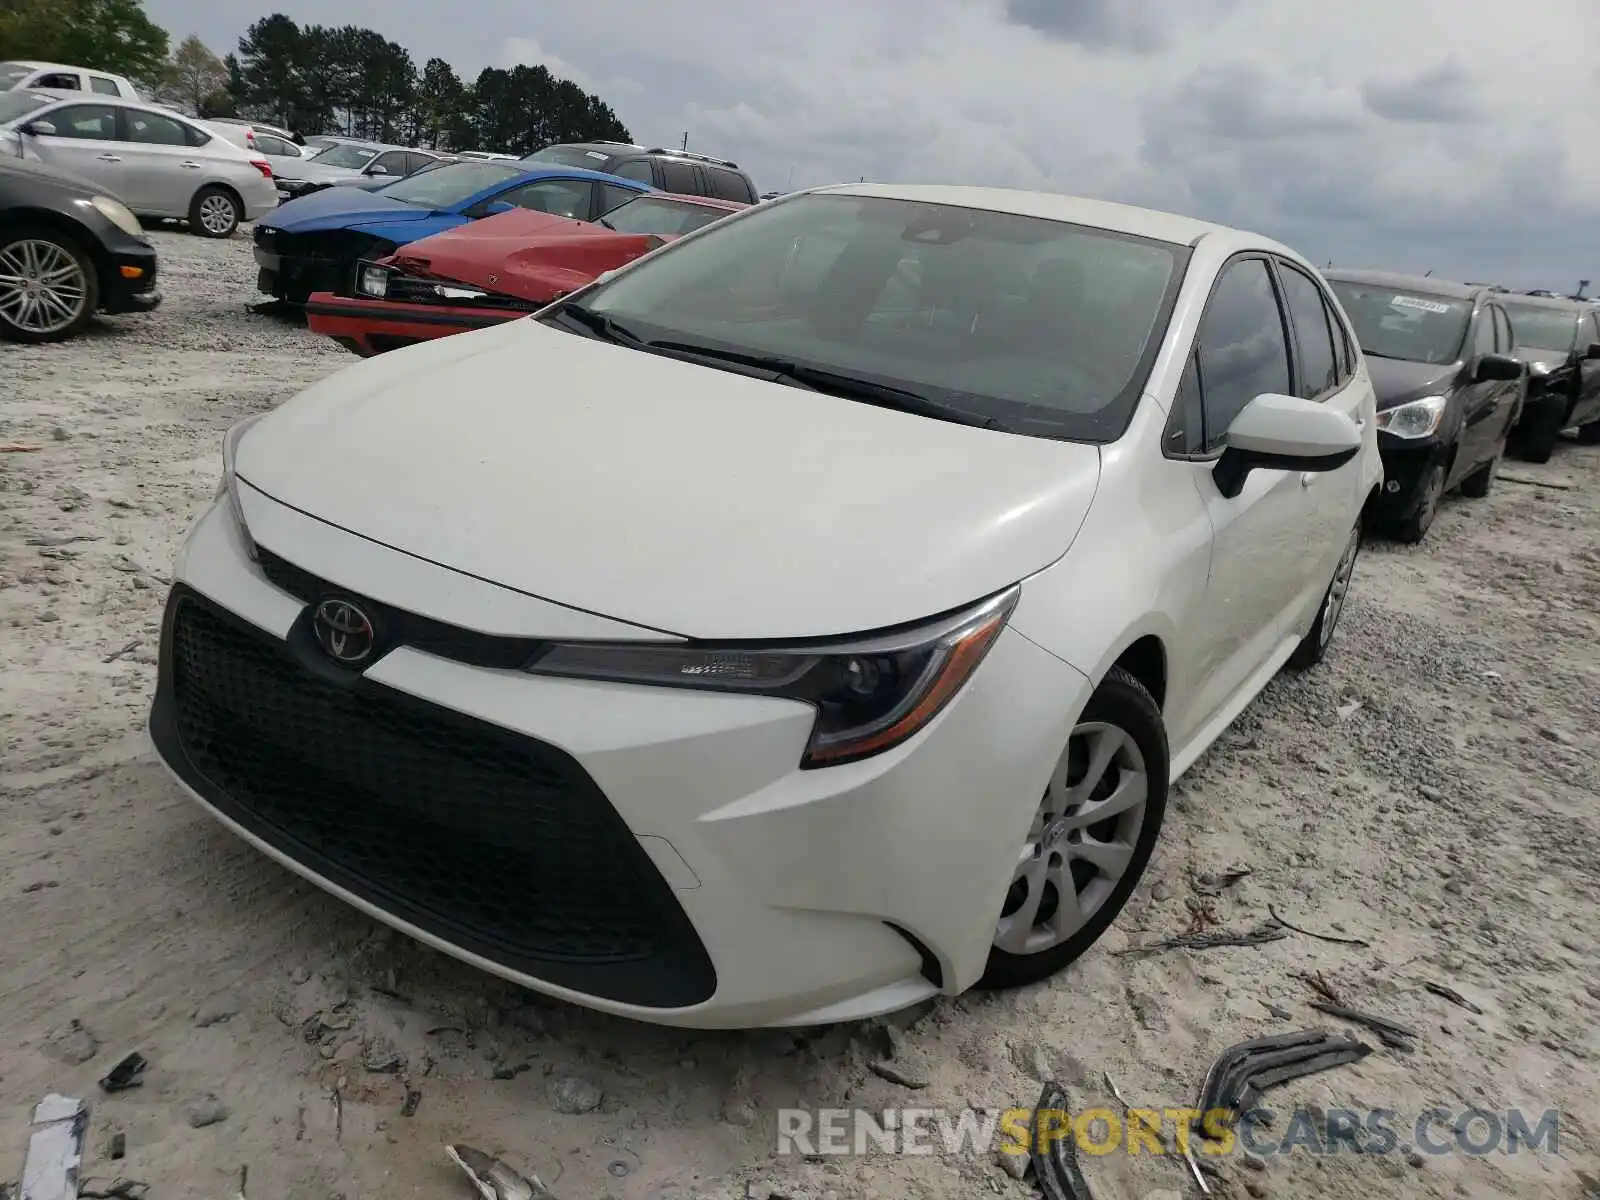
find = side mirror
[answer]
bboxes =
[365,163,389,176]
[23,120,57,137]
[1586,342,1600,360]
[1213,393,1361,499]
[1475,352,1524,382]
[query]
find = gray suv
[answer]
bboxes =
[519,142,758,203]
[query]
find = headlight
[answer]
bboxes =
[88,195,143,238]
[526,588,1019,768]
[357,262,389,298]
[1374,395,1447,439]
[0,130,22,158]
[215,414,267,560]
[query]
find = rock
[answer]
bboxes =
[1419,785,1444,802]
[868,1059,929,1089]
[549,1074,603,1114]
[52,426,71,440]
[1538,727,1572,745]
[1152,881,1173,901]
[722,1098,759,1127]
[193,994,242,1027]
[1245,1183,1267,1199]
[38,609,60,623]
[185,1093,230,1127]
[44,1018,99,1064]
[1407,1149,1425,1169]
[289,967,311,985]
[1007,1041,1055,1083]
[994,1148,1030,1180]
[1130,992,1168,1032]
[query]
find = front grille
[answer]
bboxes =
[156,587,717,1008]
[255,546,542,670]
[385,273,538,312]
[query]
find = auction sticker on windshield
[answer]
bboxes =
[1391,296,1451,314]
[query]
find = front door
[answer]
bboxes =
[23,103,127,202]
[1573,310,1600,427]
[1453,301,1504,480]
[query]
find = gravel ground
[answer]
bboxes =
[2,228,1598,1200]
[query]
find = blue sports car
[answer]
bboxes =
[252,161,655,302]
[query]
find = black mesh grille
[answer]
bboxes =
[255,546,542,670]
[155,587,716,1008]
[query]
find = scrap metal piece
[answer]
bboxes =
[1195,1030,1371,1137]
[99,1052,148,1093]
[445,1144,560,1200]
[1028,1083,1094,1200]
[1308,1001,1418,1052]
[21,1094,88,1200]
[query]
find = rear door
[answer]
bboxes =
[117,107,207,217]
[655,158,700,196]
[22,102,127,200]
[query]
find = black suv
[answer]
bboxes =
[1498,294,1600,461]
[520,142,758,204]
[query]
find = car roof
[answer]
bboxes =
[803,182,1239,248]
[1496,292,1588,312]
[1322,269,1485,301]
[506,164,656,186]
[26,91,175,112]
[636,191,747,211]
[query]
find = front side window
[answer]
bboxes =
[124,111,192,146]
[313,144,380,169]
[40,104,117,139]
[1326,280,1472,365]
[1502,304,1578,353]
[36,73,80,90]
[1471,307,1496,358]
[1277,263,1338,398]
[610,159,655,185]
[494,176,593,218]
[1580,312,1600,352]
[367,151,410,176]
[1195,258,1292,451]
[600,196,730,237]
[1491,305,1512,353]
[565,193,1187,443]
[378,161,524,208]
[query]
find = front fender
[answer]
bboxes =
[352,216,465,247]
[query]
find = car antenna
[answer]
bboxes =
[1423,269,1433,276]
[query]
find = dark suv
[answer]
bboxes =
[1499,294,1600,461]
[519,142,758,204]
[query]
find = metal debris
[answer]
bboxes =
[21,1094,88,1200]
[1028,1082,1093,1200]
[99,1052,148,1093]
[1423,982,1484,1015]
[1195,1030,1372,1138]
[445,1143,560,1199]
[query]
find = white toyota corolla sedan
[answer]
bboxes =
[150,184,1381,1028]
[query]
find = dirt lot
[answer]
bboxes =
[1,228,1598,1200]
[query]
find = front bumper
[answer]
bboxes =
[101,243,161,314]
[1368,435,1443,520]
[147,492,1088,1028]
[304,291,514,355]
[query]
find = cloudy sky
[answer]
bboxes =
[146,0,1600,288]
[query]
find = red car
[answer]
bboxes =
[304,192,748,356]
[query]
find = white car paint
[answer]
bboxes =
[150,183,1382,1029]
[0,93,277,223]
[0,60,140,100]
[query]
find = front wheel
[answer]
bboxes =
[1577,420,1600,446]
[978,666,1168,989]
[1459,445,1502,498]
[0,227,98,343]
[190,186,240,238]
[1391,459,1444,544]
[1288,521,1361,670]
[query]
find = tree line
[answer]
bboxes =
[0,2,632,154]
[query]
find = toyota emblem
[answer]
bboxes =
[312,597,376,665]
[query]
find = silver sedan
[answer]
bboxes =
[0,90,278,237]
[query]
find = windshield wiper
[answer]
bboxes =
[597,217,616,230]
[643,340,1003,430]
[552,300,642,345]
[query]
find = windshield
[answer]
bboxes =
[0,90,52,124]
[522,145,614,169]
[312,144,380,170]
[378,161,524,208]
[1,63,35,89]
[1502,304,1578,353]
[602,196,733,237]
[1326,281,1471,365]
[567,193,1185,442]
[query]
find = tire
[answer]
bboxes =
[1514,401,1567,463]
[189,186,240,238]
[1288,521,1361,670]
[0,226,99,344]
[1459,445,1501,498]
[1577,421,1600,446]
[978,666,1168,989]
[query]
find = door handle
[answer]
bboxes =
[96,154,121,162]
[180,161,201,169]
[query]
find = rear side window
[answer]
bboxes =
[657,160,698,194]
[707,166,754,203]
[1324,294,1353,380]
[1277,262,1338,398]
[90,76,120,95]
[36,73,80,90]
[124,111,194,146]
[1195,258,1292,451]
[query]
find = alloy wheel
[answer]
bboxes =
[199,194,237,235]
[0,238,88,336]
[994,721,1149,956]
[1319,525,1360,649]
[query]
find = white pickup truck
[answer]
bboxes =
[0,60,141,101]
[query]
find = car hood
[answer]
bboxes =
[234,320,1101,640]
[262,185,432,232]
[273,158,363,183]
[1364,356,1463,409]
[383,209,667,303]
[1507,344,1570,376]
